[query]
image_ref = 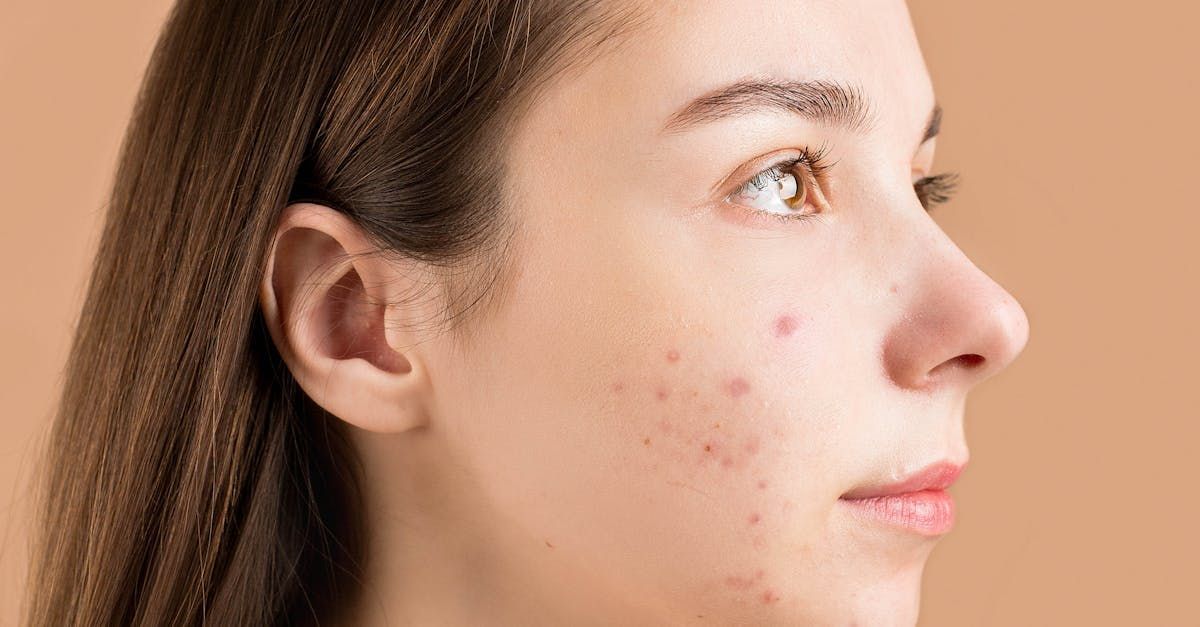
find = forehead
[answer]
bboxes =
[524,0,933,148]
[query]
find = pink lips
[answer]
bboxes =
[839,461,965,536]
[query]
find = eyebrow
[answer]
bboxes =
[660,77,875,135]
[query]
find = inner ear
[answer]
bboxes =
[318,264,412,374]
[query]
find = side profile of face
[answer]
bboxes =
[267,1,1031,625]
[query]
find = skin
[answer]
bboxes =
[260,1,1030,625]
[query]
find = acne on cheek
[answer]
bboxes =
[608,313,804,607]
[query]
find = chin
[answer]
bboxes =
[835,560,927,627]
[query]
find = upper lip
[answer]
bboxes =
[839,460,966,500]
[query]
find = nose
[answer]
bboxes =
[881,235,1031,394]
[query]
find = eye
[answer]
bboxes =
[725,147,830,222]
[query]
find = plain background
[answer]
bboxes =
[1,1,1197,625]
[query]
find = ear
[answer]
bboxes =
[259,202,435,433]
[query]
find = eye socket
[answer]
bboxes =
[725,147,831,222]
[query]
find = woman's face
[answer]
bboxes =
[409,0,1029,623]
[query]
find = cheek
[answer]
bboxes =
[600,310,830,606]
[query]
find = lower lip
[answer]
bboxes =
[839,489,956,536]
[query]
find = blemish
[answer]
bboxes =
[610,381,625,393]
[545,540,555,549]
[762,589,780,604]
[643,437,651,446]
[720,455,734,468]
[655,386,671,401]
[773,314,800,338]
[725,377,751,398]
[666,349,681,363]
[748,513,761,525]
[743,437,760,455]
[756,479,768,490]
[712,421,722,429]
[723,570,766,591]
[703,443,714,453]
[658,419,673,433]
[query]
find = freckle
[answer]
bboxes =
[666,349,680,363]
[643,437,651,446]
[689,390,699,398]
[725,377,751,398]
[748,513,761,525]
[762,589,780,604]
[703,444,713,453]
[773,314,800,338]
[655,386,670,401]
[757,479,768,490]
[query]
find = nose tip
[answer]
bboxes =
[882,264,1032,394]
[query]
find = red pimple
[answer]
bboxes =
[655,386,670,401]
[773,314,800,338]
[743,437,760,455]
[666,349,680,363]
[762,589,780,604]
[748,513,761,525]
[720,455,734,468]
[725,377,751,398]
[757,479,768,490]
[610,381,625,393]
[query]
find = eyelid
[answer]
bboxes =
[716,144,833,201]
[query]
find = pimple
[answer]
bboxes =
[748,512,761,525]
[720,455,734,468]
[610,381,625,393]
[743,437,760,455]
[666,349,680,363]
[725,377,751,398]
[762,589,780,604]
[773,314,800,338]
[655,386,671,401]
[757,479,768,490]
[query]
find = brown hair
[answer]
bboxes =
[26,1,645,625]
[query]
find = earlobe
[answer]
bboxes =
[258,203,434,434]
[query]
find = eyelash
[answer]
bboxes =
[733,148,961,223]
[734,145,833,224]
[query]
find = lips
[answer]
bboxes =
[838,459,967,536]
[839,460,966,500]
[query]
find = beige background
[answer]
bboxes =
[2,1,1197,625]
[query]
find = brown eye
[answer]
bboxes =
[727,162,813,219]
